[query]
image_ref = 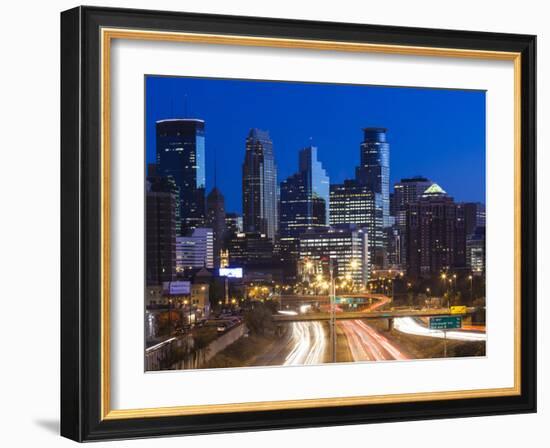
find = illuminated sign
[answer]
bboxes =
[429,316,462,330]
[219,267,243,279]
[450,306,467,315]
[162,281,190,295]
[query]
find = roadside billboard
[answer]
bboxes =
[219,267,243,279]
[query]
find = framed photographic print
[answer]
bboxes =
[60,6,536,442]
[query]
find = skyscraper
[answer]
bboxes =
[224,213,243,241]
[176,227,214,271]
[242,128,278,241]
[227,232,274,269]
[406,183,466,278]
[298,146,330,224]
[299,225,369,287]
[459,202,486,237]
[466,226,486,275]
[390,176,432,268]
[329,180,384,270]
[279,146,329,280]
[391,176,433,226]
[206,187,226,267]
[147,174,180,235]
[146,177,177,286]
[156,118,206,236]
[355,128,390,229]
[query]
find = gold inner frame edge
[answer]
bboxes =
[100,27,522,421]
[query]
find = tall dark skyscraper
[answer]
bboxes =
[280,146,329,238]
[389,176,432,268]
[459,202,486,237]
[391,176,433,226]
[279,146,329,280]
[406,183,466,278]
[156,118,206,236]
[242,128,278,241]
[355,128,390,229]
[206,187,226,268]
[146,177,177,286]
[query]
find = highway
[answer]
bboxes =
[394,317,487,342]
[338,320,409,361]
[283,321,327,365]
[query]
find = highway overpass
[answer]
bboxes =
[273,307,476,322]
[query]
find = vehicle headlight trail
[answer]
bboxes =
[338,320,408,361]
[284,321,327,366]
[394,317,487,341]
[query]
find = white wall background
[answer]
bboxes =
[0,0,546,446]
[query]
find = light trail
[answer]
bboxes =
[284,321,327,366]
[339,320,408,361]
[394,317,487,342]
[365,296,391,311]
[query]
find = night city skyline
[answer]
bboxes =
[146,75,486,214]
[145,75,487,372]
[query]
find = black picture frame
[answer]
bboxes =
[61,5,536,442]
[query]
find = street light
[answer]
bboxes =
[468,274,473,302]
[448,278,453,307]
[329,259,336,363]
[440,272,448,305]
[183,299,191,326]
[168,299,173,335]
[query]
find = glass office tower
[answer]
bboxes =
[279,146,329,281]
[242,128,278,241]
[156,118,206,236]
[329,180,383,271]
[280,146,329,239]
[356,128,390,229]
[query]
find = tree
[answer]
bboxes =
[407,291,414,307]
[244,303,274,336]
[451,291,462,306]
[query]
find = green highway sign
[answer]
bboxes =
[429,316,462,330]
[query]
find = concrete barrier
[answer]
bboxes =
[173,323,247,370]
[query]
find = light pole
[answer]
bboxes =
[447,278,453,309]
[468,275,473,303]
[440,273,447,308]
[183,299,191,327]
[224,276,229,305]
[329,259,336,363]
[168,299,173,335]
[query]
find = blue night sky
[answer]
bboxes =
[146,76,486,214]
